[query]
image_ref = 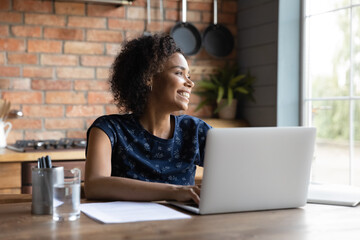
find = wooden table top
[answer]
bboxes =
[1,195,360,240]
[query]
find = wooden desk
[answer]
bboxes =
[0,195,360,240]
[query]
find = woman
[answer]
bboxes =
[85,34,212,204]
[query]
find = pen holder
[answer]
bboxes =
[31,166,64,215]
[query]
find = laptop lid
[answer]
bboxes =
[197,127,316,215]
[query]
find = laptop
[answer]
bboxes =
[169,127,316,215]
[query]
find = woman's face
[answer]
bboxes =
[151,53,194,113]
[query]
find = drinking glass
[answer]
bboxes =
[53,168,81,221]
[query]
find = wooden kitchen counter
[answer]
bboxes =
[0,148,85,163]
[0,148,86,194]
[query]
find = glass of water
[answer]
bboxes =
[53,168,81,221]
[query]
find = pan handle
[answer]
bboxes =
[147,0,151,24]
[182,0,187,23]
[214,0,217,25]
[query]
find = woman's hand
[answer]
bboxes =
[171,185,201,205]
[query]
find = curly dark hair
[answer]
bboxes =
[110,34,182,116]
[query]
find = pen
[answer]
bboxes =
[45,155,52,168]
[37,158,41,168]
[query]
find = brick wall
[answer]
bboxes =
[0,0,237,143]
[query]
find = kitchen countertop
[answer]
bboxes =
[0,148,86,163]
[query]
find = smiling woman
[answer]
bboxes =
[84,34,212,204]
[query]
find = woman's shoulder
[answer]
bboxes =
[92,114,135,127]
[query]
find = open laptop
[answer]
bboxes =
[169,127,316,215]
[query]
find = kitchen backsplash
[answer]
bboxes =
[0,0,237,143]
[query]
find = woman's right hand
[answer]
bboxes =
[171,185,201,205]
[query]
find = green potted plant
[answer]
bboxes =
[194,64,255,119]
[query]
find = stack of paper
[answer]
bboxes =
[80,201,191,224]
[307,183,360,207]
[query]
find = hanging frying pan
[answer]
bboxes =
[170,0,202,56]
[203,0,234,57]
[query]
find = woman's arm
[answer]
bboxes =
[84,127,200,203]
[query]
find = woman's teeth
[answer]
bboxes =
[179,92,190,98]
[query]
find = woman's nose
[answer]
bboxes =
[186,78,194,88]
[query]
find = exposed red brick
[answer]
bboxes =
[12,78,31,90]
[13,0,53,13]
[96,68,110,80]
[8,53,38,65]
[25,13,66,26]
[202,12,212,24]
[56,67,94,79]
[44,28,84,41]
[46,91,86,104]
[67,130,86,139]
[25,131,65,140]
[11,25,41,37]
[6,130,23,145]
[147,21,165,32]
[68,16,106,29]
[0,25,9,36]
[2,91,42,104]
[23,66,53,78]
[186,11,202,23]
[0,66,20,77]
[0,52,4,65]
[188,2,212,11]
[164,0,178,9]
[28,40,62,53]
[106,43,122,56]
[87,4,125,18]
[105,105,119,115]
[127,7,146,20]
[165,10,178,21]
[41,54,78,66]
[108,19,144,31]
[45,118,84,129]
[218,13,236,25]
[31,79,72,90]
[0,38,25,51]
[81,56,114,67]
[0,79,11,89]
[0,12,22,23]
[88,91,113,104]
[87,30,123,43]
[66,105,104,117]
[222,1,238,13]
[11,119,42,130]
[64,41,104,55]
[0,0,10,10]
[55,2,85,15]
[74,80,109,91]
[22,105,64,117]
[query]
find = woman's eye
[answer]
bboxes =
[176,71,182,75]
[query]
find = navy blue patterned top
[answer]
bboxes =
[86,114,212,185]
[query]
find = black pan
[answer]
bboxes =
[203,0,234,57]
[170,0,202,56]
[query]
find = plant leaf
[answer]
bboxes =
[227,87,233,105]
[216,86,224,103]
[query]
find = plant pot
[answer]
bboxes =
[218,99,237,120]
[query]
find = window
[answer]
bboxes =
[303,0,360,185]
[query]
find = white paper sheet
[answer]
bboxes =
[80,201,191,224]
[307,183,360,207]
